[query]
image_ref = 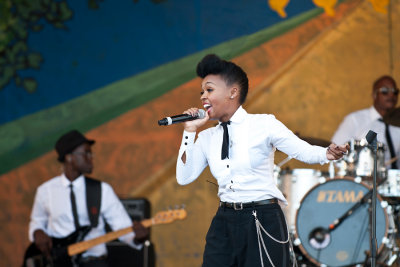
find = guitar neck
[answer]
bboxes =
[67,218,154,256]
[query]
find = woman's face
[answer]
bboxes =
[200,74,235,122]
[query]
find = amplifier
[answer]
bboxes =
[106,198,154,267]
[120,198,151,221]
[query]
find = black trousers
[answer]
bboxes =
[202,203,290,267]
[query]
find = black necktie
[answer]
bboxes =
[221,121,230,160]
[69,184,80,229]
[384,122,398,169]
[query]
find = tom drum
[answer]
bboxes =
[279,169,325,231]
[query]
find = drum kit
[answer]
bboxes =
[277,109,400,267]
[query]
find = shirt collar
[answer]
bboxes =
[61,173,85,188]
[369,106,382,121]
[219,106,247,126]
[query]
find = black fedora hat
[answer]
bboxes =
[55,130,95,162]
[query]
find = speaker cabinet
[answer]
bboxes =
[120,198,151,222]
[106,198,155,267]
[106,240,155,267]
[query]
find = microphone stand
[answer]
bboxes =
[367,131,378,267]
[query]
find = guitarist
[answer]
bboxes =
[27,130,149,267]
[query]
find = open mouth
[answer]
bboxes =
[203,103,212,112]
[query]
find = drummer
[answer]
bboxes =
[332,75,400,169]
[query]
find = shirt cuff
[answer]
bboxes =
[179,130,195,151]
[321,147,330,165]
[181,130,196,145]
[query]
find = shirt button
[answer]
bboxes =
[227,165,229,168]
[184,142,187,145]
[185,136,188,139]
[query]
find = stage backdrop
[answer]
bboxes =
[1,0,399,266]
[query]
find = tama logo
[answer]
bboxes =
[316,190,364,203]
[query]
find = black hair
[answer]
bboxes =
[372,75,397,91]
[196,54,249,104]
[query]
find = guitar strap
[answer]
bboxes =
[85,177,102,228]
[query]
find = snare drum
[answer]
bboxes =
[279,169,325,231]
[295,178,396,267]
[379,169,400,200]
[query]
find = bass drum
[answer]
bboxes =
[294,178,396,267]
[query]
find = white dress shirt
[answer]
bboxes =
[176,106,329,205]
[332,106,400,168]
[29,174,140,257]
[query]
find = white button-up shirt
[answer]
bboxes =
[176,106,329,205]
[29,174,140,257]
[332,106,400,168]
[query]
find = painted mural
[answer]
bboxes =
[1,0,326,176]
[1,0,399,266]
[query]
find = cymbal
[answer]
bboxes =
[300,136,331,147]
[295,132,331,147]
[383,107,400,127]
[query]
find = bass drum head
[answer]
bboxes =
[295,178,388,267]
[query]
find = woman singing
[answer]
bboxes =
[176,54,348,267]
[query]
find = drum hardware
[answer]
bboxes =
[333,139,387,182]
[329,161,335,178]
[387,251,398,266]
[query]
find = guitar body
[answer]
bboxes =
[23,226,91,267]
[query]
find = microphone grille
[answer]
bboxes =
[198,109,206,119]
[365,130,377,144]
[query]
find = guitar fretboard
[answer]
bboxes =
[68,218,153,256]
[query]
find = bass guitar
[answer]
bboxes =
[23,208,187,267]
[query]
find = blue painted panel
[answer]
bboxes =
[0,0,315,124]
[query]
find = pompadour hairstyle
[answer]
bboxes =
[196,54,249,104]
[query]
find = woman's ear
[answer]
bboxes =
[230,87,239,99]
[65,154,72,163]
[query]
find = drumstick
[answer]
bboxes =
[277,156,292,167]
[385,157,398,166]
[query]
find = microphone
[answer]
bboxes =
[365,130,377,144]
[158,109,206,126]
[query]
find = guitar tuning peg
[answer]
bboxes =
[175,205,179,210]
[181,204,186,209]
[167,206,172,210]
